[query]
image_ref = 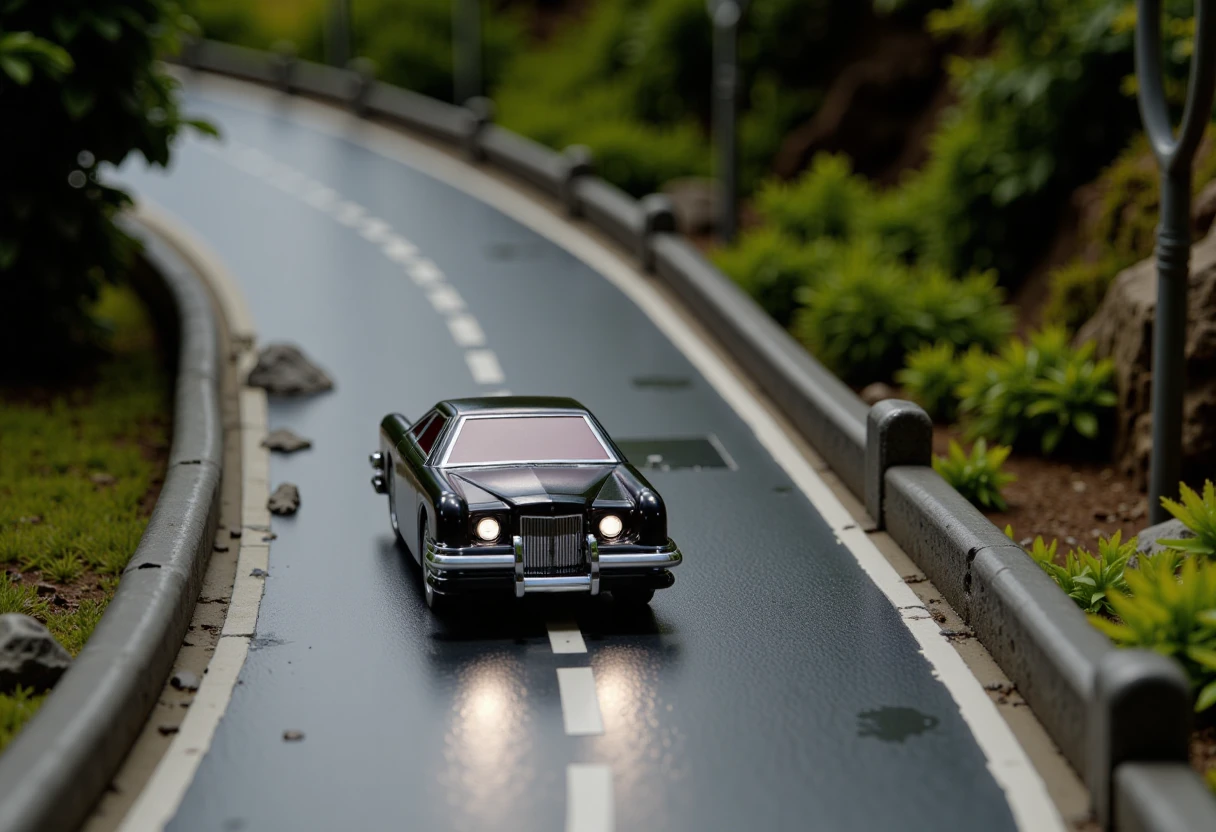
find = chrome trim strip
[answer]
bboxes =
[513,535,525,598]
[587,534,600,596]
[522,575,592,593]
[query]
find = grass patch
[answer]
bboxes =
[0,284,170,751]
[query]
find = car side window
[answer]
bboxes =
[416,415,447,456]
[409,413,435,444]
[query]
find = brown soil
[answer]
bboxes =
[931,426,1147,549]
[1192,724,1216,788]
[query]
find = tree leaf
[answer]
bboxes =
[0,55,32,85]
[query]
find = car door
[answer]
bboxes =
[399,411,447,561]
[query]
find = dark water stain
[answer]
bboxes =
[632,375,692,390]
[485,241,546,261]
[857,706,939,743]
[773,485,793,494]
[250,635,289,651]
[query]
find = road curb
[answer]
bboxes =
[0,221,222,832]
[167,42,1216,829]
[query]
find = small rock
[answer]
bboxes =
[230,528,242,539]
[261,428,312,453]
[246,344,334,397]
[859,382,899,406]
[268,483,299,516]
[0,613,72,694]
[1064,536,1078,547]
[661,177,719,234]
[89,472,116,486]
[1135,517,1193,560]
[17,516,41,525]
[283,729,305,742]
[1071,480,1088,493]
[170,670,201,692]
[250,568,268,578]
[52,595,68,608]
[35,583,56,597]
[262,533,277,542]
[213,542,229,553]
[158,725,180,736]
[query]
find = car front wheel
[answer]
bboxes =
[418,518,451,614]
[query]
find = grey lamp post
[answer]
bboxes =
[1135,0,1216,522]
[453,0,482,104]
[325,0,353,68]
[708,0,743,244]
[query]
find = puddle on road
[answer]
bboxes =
[857,706,939,743]
[484,241,547,261]
[616,436,735,472]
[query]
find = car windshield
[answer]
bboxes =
[444,415,615,466]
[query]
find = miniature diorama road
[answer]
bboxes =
[114,76,1052,832]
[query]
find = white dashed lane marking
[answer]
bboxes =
[427,285,465,314]
[546,621,587,654]
[447,314,486,347]
[465,349,505,385]
[566,764,613,832]
[556,667,605,736]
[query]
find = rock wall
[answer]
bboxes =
[1077,228,1216,488]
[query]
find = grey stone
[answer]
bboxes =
[261,428,312,453]
[859,382,899,406]
[0,614,72,694]
[1135,518,1193,559]
[246,344,334,396]
[170,670,200,691]
[268,483,300,516]
[1077,227,1216,487]
[662,177,719,234]
[283,729,305,742]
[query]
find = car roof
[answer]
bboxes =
[436,396,591,417]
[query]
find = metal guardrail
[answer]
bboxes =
[164,41,1216,831]
[0,222,223,832]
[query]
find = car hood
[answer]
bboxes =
[445,465,627,509]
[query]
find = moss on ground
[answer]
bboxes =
[0,284,170,751]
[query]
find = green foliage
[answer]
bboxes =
[1042,258,1119,332]
[1158,480,1216,559]
[0,686,46,751]
[712,229,831,328]
[1094,553,1216,712]
[569,119,710,199]
[1024,530,1136,616]
[755,154,873,243]
[932,438,1016,511]
[0,0,208,368]
[897,342,968,421]
[957,328,1116,453]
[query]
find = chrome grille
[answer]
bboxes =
[521,515,585,576]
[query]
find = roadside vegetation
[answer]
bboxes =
[0,285,171,751]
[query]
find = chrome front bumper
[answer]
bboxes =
[423,535,682,597]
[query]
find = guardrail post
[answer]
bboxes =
[271,41,298,94]
[463,96,495,162]
[1089,649,1191,829]
[347,57,376,115]
[638,194,677,271]
[865,400,931,529]
[558,145,594,216]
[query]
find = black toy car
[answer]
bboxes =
[369,396,682,611]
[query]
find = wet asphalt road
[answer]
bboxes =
[118,79,1019,831]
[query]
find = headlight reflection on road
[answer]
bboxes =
[590,647,684,826]
[441,654,532,821]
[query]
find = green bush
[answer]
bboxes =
[897,342,967,421]
[1094,553,1216,712]
[572,119,710,199]
[913,268,1013,352]
[712,229,830,328]
[958,327,1116,453]
[933,438,1016,511]
[1023,530,1136,616]
[755,153,873,243]
[1043,258,1120,332]
[1159,480,1216,560]
[0,1,209,371]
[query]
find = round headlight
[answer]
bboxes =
[475,517,500,542]
[598,514,623,539]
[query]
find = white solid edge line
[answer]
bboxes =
[547,620,588,654]
[567,764,614,832]
[116,199,270,832]
[556,667,605,736]
[176,77,1063,831]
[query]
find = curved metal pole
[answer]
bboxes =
[1135,0,1216,522]
[712,1,740,244]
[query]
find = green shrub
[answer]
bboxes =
[1024,530,1136,616]
[755,153,873,243]
[572,119,710,199]
[1159,480,1216,559]
[913,268,1014,352]
[1094,553,1216,712]
[958,327,1115,453]
[713,229,830,328]
[897,342,967,421]
[1043,258,1120,332]
[0,1,209,371]
[933,438,1016,511]
[792,240,923,384]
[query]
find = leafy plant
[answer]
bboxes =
[1043,258,1120,332]
[0,0,212,371]
[933,438,1016,511]
[912,268,1014,353]
[1158,480,1216,559]
[1031,531,1137,616]
[755,153,873,243]
[1094,553,1216,712]
[713,229,831,328]
[1026,341,1118,453]
[897,342,967,421]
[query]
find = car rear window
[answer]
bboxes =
[445,416,614,466]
